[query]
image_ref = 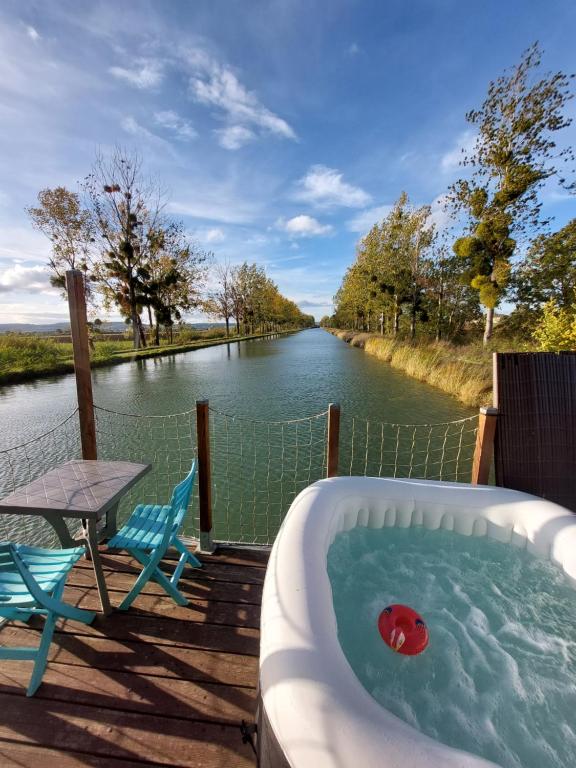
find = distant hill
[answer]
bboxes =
[0,321,226,334]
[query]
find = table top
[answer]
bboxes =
[0,460,151,519]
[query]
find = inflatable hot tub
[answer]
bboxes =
[258,477,576,768]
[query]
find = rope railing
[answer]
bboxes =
[0,402,481,548]
[341,414,478,483]
[0,409,82,548]
[208,406,329,544]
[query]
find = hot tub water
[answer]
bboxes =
[328,526,576,768]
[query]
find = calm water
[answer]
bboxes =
[328,526,576,768]
[0,330,474,544]
[0,329,471,449]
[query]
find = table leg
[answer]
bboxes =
[100,502,119,542]
[42,515,78,548]
[85,518,112,615]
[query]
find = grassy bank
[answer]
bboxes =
[328,329,492,406]
[0,329,300,386]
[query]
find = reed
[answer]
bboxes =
[329,330,492,406]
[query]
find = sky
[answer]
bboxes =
[0,0,575,324]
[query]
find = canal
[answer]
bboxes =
[0,329,475,544]
[0,329,471,446]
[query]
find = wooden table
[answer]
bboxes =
[0,460,150,614]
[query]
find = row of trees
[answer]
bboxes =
[28,149,313,346]
[328,45,575,347]
[203,261,313,336]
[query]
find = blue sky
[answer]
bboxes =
[0,0,575,323]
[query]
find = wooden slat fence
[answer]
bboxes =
[494,352,576,511]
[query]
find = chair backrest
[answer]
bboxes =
[0,543,37,611]
[169,460,197,529]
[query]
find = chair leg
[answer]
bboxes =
[26,580,65,697]
[120,549,188,609]
[27,609,58,696]
[170,542,201,592]
[173,537,202,569]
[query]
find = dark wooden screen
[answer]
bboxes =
[494,352,576,511]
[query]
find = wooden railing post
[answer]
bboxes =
[327,403,341,478]
[196,399,215,552]
[66,269,97,460]
[471,406,498,485]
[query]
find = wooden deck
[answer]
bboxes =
[0,546,269,767]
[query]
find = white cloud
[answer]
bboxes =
[347,204,393,232]
[294,165,371,209]
[26,26,40,42]
[109,58,163,89]
[276,214,333,237]
[154,110,197,140]
[0,264,53,294]
[298,298,332,308]
[120,116,169,148]
[428,195,451,231]
[441,130,476,173]
[199,227,226,243]
[168,194,258,225]
[185,48,296,145]
[216,125,256,150]
[347,42,360,56]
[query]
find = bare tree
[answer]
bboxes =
[26,186,93,297]
[203,260,235,337]
[84,148,164,348]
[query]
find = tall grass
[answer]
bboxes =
[330,330,492,406]
[0,334,66,378]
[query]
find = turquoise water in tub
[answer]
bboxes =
[327,526,576,768]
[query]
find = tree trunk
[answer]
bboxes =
[483,307,494,346]
[393,296,400,336]
[435,283,444,342]
[410,286,417,340]
[225,316,230,338]
[129,278,140,349]
[154,314,160,346]
[136,314,147,348]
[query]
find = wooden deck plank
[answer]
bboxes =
[0,693,255,766]
[61,586,262,628]
[74,554,266,586]
[0,663,257,723]
[0,546,268,767]
[0,742,156,768]
[66,567,264,605]
[1,629,258,686]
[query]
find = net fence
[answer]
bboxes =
[341,414,478,482]
[208,406,329,544]
[0,404,479,547]
[0,410,83,548]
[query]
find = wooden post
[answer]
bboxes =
[196,399,214,553]
[66,270,97,460]
[327,403,341,478]
[471,406,498,485]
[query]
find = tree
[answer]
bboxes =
[85,148,164,349]
[532,296,576,350]
[142,224,208,345]
[448,44,575,345]
[513,218,576,310]
[203,261,235,337]
[334,193,433,337]
[27,187,93,296]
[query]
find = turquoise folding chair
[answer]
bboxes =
[107,461,201,610]
[0,542,95,696]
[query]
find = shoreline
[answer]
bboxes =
[326,329,492,407]
[0,329,302,388]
